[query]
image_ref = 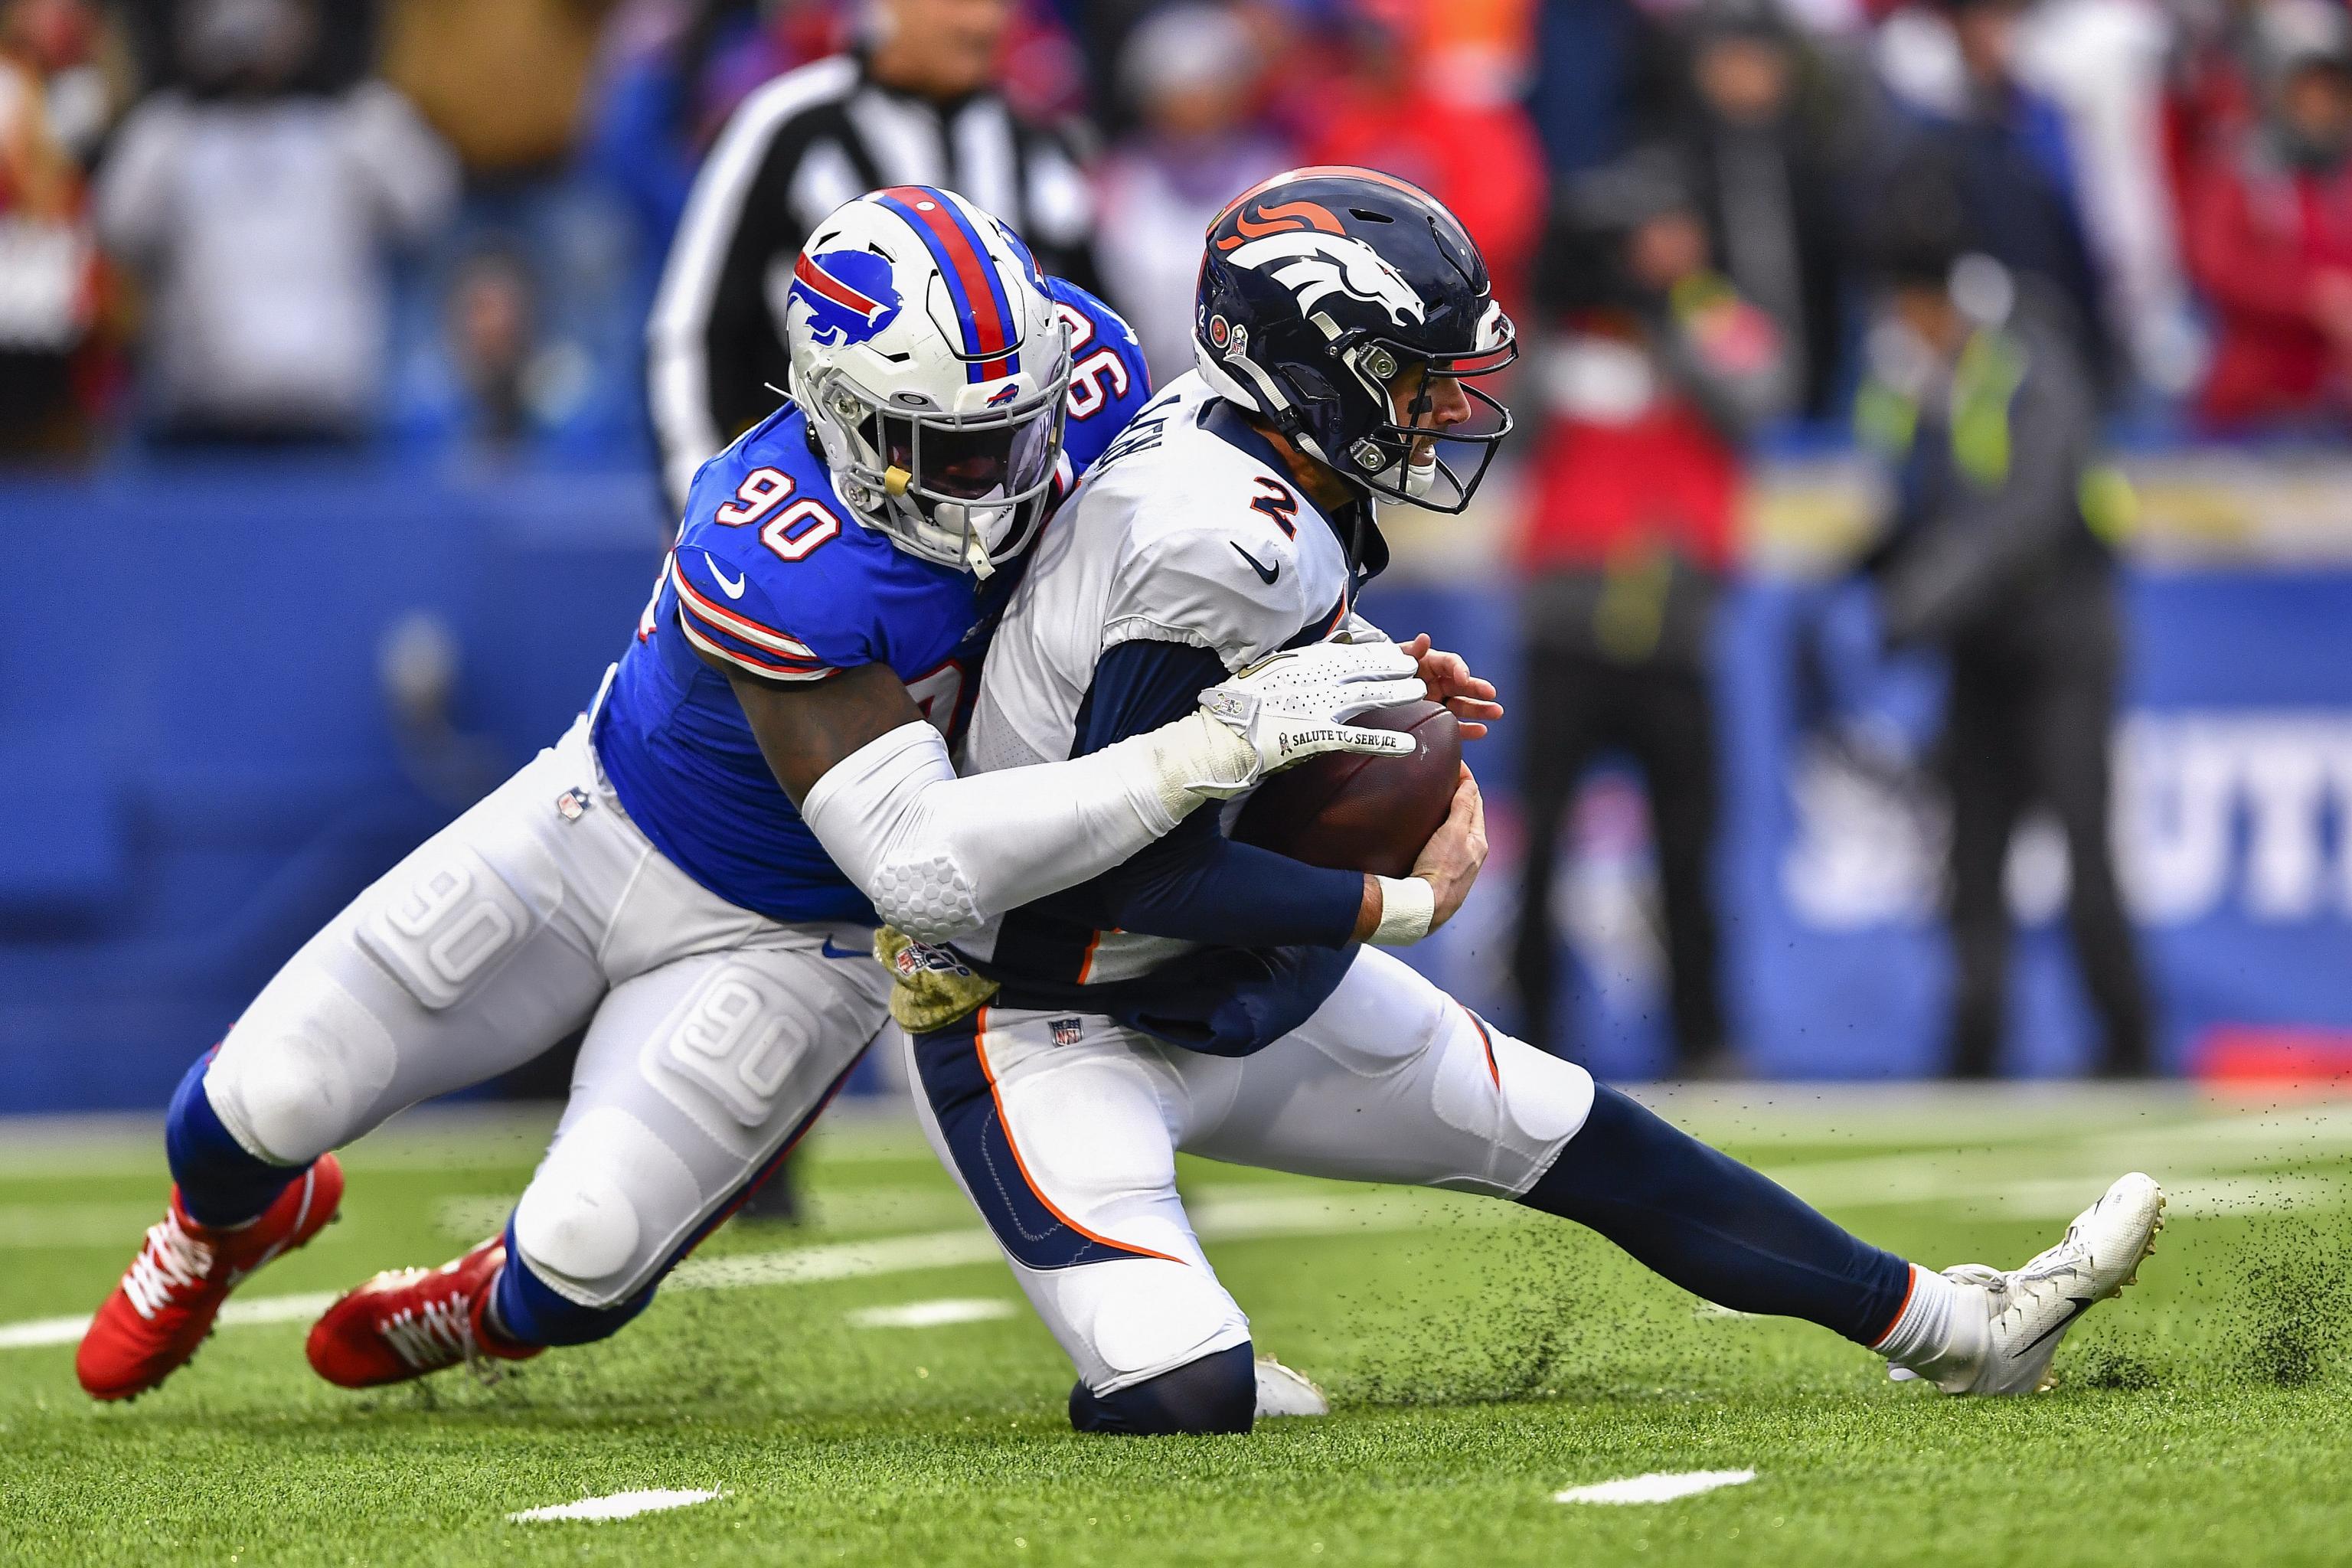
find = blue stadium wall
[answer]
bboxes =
[3,464,2349,1110]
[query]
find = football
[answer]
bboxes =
[1231,700,1463,879]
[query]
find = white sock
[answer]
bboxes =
[1870,1264,1978,1372]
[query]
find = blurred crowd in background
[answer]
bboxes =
[15,0,2352,460]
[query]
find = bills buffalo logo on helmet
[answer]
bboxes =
[789,249,903,348]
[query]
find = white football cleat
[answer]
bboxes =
[1253,1355,1329,1419]
[1897,1171,2165,1396]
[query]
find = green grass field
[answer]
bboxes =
[4,1086,2350,1566]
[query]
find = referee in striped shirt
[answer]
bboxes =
[648,0,1102,512]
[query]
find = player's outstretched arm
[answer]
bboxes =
[714,640,1425,944]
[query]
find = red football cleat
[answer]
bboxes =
[76,1154,345,1401]
[305,1236,543,1389]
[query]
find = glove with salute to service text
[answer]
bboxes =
[1135,639,1426,812]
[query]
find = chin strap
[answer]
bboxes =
[963,522,995,579]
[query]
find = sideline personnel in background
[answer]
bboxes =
[647,0,1099,512]
[1856,162,2154,1080]
[1511,152,1790,1078]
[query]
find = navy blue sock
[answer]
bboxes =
[164,1053,299,1230]
[1069,1343,1256,1436]
[1521,1085,1913,1344]
[488,1220,654,1349]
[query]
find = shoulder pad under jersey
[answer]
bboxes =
[669,405,881,681]
[1081,387,1347,670]
[1047,276,1155,475]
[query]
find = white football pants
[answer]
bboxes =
[203,715,891,1309]
[905,946,1597,1396]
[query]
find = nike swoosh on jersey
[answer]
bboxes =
[819,939,871,960]
[1231,542,1281,584]
[706,557,749,599]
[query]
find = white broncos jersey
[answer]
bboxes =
[953,371,1370,985]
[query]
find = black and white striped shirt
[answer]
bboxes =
[646,53,1099,509]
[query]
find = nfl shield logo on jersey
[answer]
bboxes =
[789,249,903,348]
[1050,1017,1083,1047]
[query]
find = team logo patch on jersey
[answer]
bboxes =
[789,249,903,347]
[1225,231,1428,328]
[891,939,975,981]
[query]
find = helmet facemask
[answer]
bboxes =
[805,345,1072,578]
[1332,310,1517,514]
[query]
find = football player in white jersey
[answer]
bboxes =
[74,185,1439,1403]
[893,168,2166,1436]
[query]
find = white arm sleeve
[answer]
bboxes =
[799,716,1252,942]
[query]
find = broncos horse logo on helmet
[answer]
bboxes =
[1220,230,1427,328]
[1194,166,1516,513]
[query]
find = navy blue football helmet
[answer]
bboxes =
[1192,166,1516,512]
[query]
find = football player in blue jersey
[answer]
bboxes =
[76,185,1440,1402]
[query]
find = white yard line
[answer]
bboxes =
[0,1289,341,1351]
[1555,1470,1758,1504]
[668,1229,1000,1291]
[507,1489,724,1523]
[0,1314,100,1351]
[845,1298,1017,1329]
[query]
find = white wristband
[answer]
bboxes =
[1369,875,1436,946]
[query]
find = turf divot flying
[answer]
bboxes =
[508,1489,725,1523]
[1553,1471,1758,1504]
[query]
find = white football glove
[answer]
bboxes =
[1134,639,1426,807]
[1203,639,1428,769]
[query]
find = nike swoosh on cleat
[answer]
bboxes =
[2019,1294,2096,1355]
[1230,543,1280,585]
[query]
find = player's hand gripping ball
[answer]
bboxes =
[1231,700,1463,878]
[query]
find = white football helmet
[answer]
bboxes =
[785,185,1073,577]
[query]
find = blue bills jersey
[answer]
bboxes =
[593,279,1151,925]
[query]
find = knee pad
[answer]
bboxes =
[207,963,400,1165]
[492,1220,654,1348]
[1429,1016,1596,1193]
[511,1106,700,1308]
[1069,1342,1256,1436]
[1030,1252,1249,1397]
